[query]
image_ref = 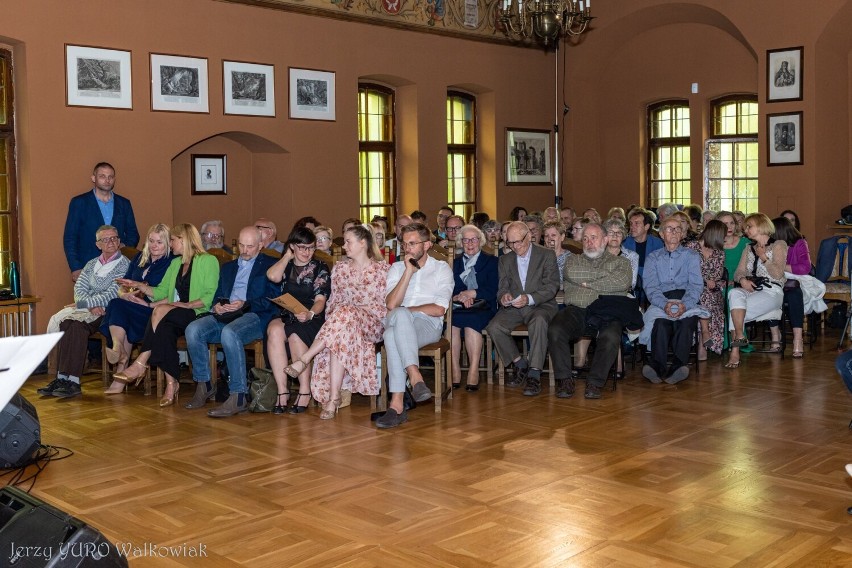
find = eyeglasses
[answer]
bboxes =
[445,226,462,232]
[506,233,530,248]
[572,226,584,232]
[607,231,624,237]
[663,226,683,233]
[461,237,480,244]
[255,225,272,231]
[202,232,223,240]
[316,236,331,242]
[374,234,385,241]
[98,236,120,244]
[294,244,316,252]
[402,240,428,249]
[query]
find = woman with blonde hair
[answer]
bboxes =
[101,223,173,394]
[113,223,219,406]
[313,226,334,255]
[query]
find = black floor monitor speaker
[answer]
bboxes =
[0,393,41,468]
[0,486,128,567]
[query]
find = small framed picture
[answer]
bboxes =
[767,112,803,166]
[767,46,803,102]
[223,60,275,117]
[192,154,226,194]
[505,128,552,185]
[289,67,335,121]
[150,53,209,113]
[65,45,132,109]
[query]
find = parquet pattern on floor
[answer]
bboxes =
[15,332,852,567]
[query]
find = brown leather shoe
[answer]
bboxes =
[207,393,248,418]
[184,381,216,409]
[556,378,575,398]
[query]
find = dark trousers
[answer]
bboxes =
[836,349,852,393]
[57,317,103,377]
[649,315,698,373]
[783,286,805,328]
[547,305,622,388]
[141,307,197,379]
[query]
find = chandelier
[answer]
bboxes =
[498,0,594,46]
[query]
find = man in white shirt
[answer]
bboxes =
[379,223,454,429]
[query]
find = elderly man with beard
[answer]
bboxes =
[547,223,633,399]
[379,223,454,429]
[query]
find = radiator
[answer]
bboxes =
[0,300,34,337]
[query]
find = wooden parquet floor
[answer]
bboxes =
[15,332,852,567]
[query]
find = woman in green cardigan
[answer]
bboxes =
[114,223,219,406]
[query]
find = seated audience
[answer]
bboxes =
[200,219,232,253]
[525,214,544,246]
[341,217,361,235]
[685,220,727,360]
[101,223,173,394]
[718,211,749,284]
[470,211,490,229]
[560,207,576,228]
[378,223,454,428]
[500,221,513,256]
[440,215,465,251]
[386,214,411,258]
[184,226,279,417]
[370,221,395,263]
[624,207,664,288]
[603,218,639,291]
[726,213,788,368]
[509,206,528,221]
[481,219,502,254]
[486,221,559,396]
[670,210,698,243]
[268,228,331,414]
[254,217,285,253]
[640,217,707,384]
[547,223,634,399]
[285,225,389,420]
[292,216,320,232]
[543,221,571,288]
[113,223,219,406]
[40,225,130,398]
[313,226,334,255]
[684,204,703,232]
[607,206,626,223]
[434,206,454,241]
[773,214,815,358]
[582,208,602,224]
[702,209,717,227]
[656,203,679,225]
[410,210,428,225]
[570,217,588,242]
[450,224,498,391]
[780,209,802,232]
[543,206,559,223]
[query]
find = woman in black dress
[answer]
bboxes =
[266,228,331,414]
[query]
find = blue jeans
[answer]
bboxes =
[184,313,263,394]
[836,349,852,394]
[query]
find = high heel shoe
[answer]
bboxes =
[289,392,311,414]
[319,397,340,420]
[103,380,126,395]
[160,380,179,407]
[793,339,804,358]
[105,346,124,365]
[273,392,289,415]
[113,360,148,384]
[284,359,308,379]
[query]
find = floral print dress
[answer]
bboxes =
[686,241,726,354]
[310,259,390,404]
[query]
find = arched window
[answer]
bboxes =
[358,83,396,224]
[648,100,690,208]
[447,91,476,221]
[705,95,759,213]
[0,49,17,289]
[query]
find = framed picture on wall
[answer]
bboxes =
[150,53,209,113]
[192,154,226,194]
[65,45,132,109]
[289,67,335,121]
[767,46,803,102]
[767,111,803,166]
[505,128,552,185]
[223,60,275,117]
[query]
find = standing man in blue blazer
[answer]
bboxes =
[184,226,279,417]
[63,162,139,281]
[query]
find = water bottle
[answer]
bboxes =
[9,261,20,298]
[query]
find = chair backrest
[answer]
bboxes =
[828,236,850,283]
[332,236,345,248]
[261,247,283,259]
[481,244,496,256]
[816,235,852,282]
[313,249,335,269]
[121,246,140,260]
[207,247,235,266]
[427,245,453,339]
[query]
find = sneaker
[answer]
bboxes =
[505,363,529,387]
[411,381,432,402]
[37,378,65,396]
[52,381,82,398]
[376,407,408,429]
[523,376,542,396]
[642,365,662,384]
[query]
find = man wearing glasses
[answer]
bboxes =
[64,162,139,282]
[200,220,233,254]
[41,225,131,398]
[253,217,285,253]
[439,215,465,251]
[433,206,454,241]
[385,214,412,258]
[379,223,454,428]
[639,217,707,385]
[486,221,560,396]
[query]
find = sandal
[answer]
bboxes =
[792,339,804,359]
[730,337,749,348]
[273,392,289,415]
[105,346,124,365]
[724,359,741,369]
[289,392,312,414]
[767,342,782,353]
[284,359,308,378]
[113,360,148,384]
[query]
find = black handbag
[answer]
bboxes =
[213,303,251,324]
[452,299,488,311]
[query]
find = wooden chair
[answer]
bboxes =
[313,249,336,269]
[261,248,283,259]
[120,246,140,260]
[208,247,235,266]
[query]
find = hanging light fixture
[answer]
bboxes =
[498,0,594,46]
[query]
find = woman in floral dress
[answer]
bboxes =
[285,225,389,419]
[686,220,727,359]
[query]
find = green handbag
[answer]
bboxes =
[249,367,277,413]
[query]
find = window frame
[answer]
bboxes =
[646,99,691,208]
[446,90,476,221]
[704,94,759,214]
[357,82,397,226]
